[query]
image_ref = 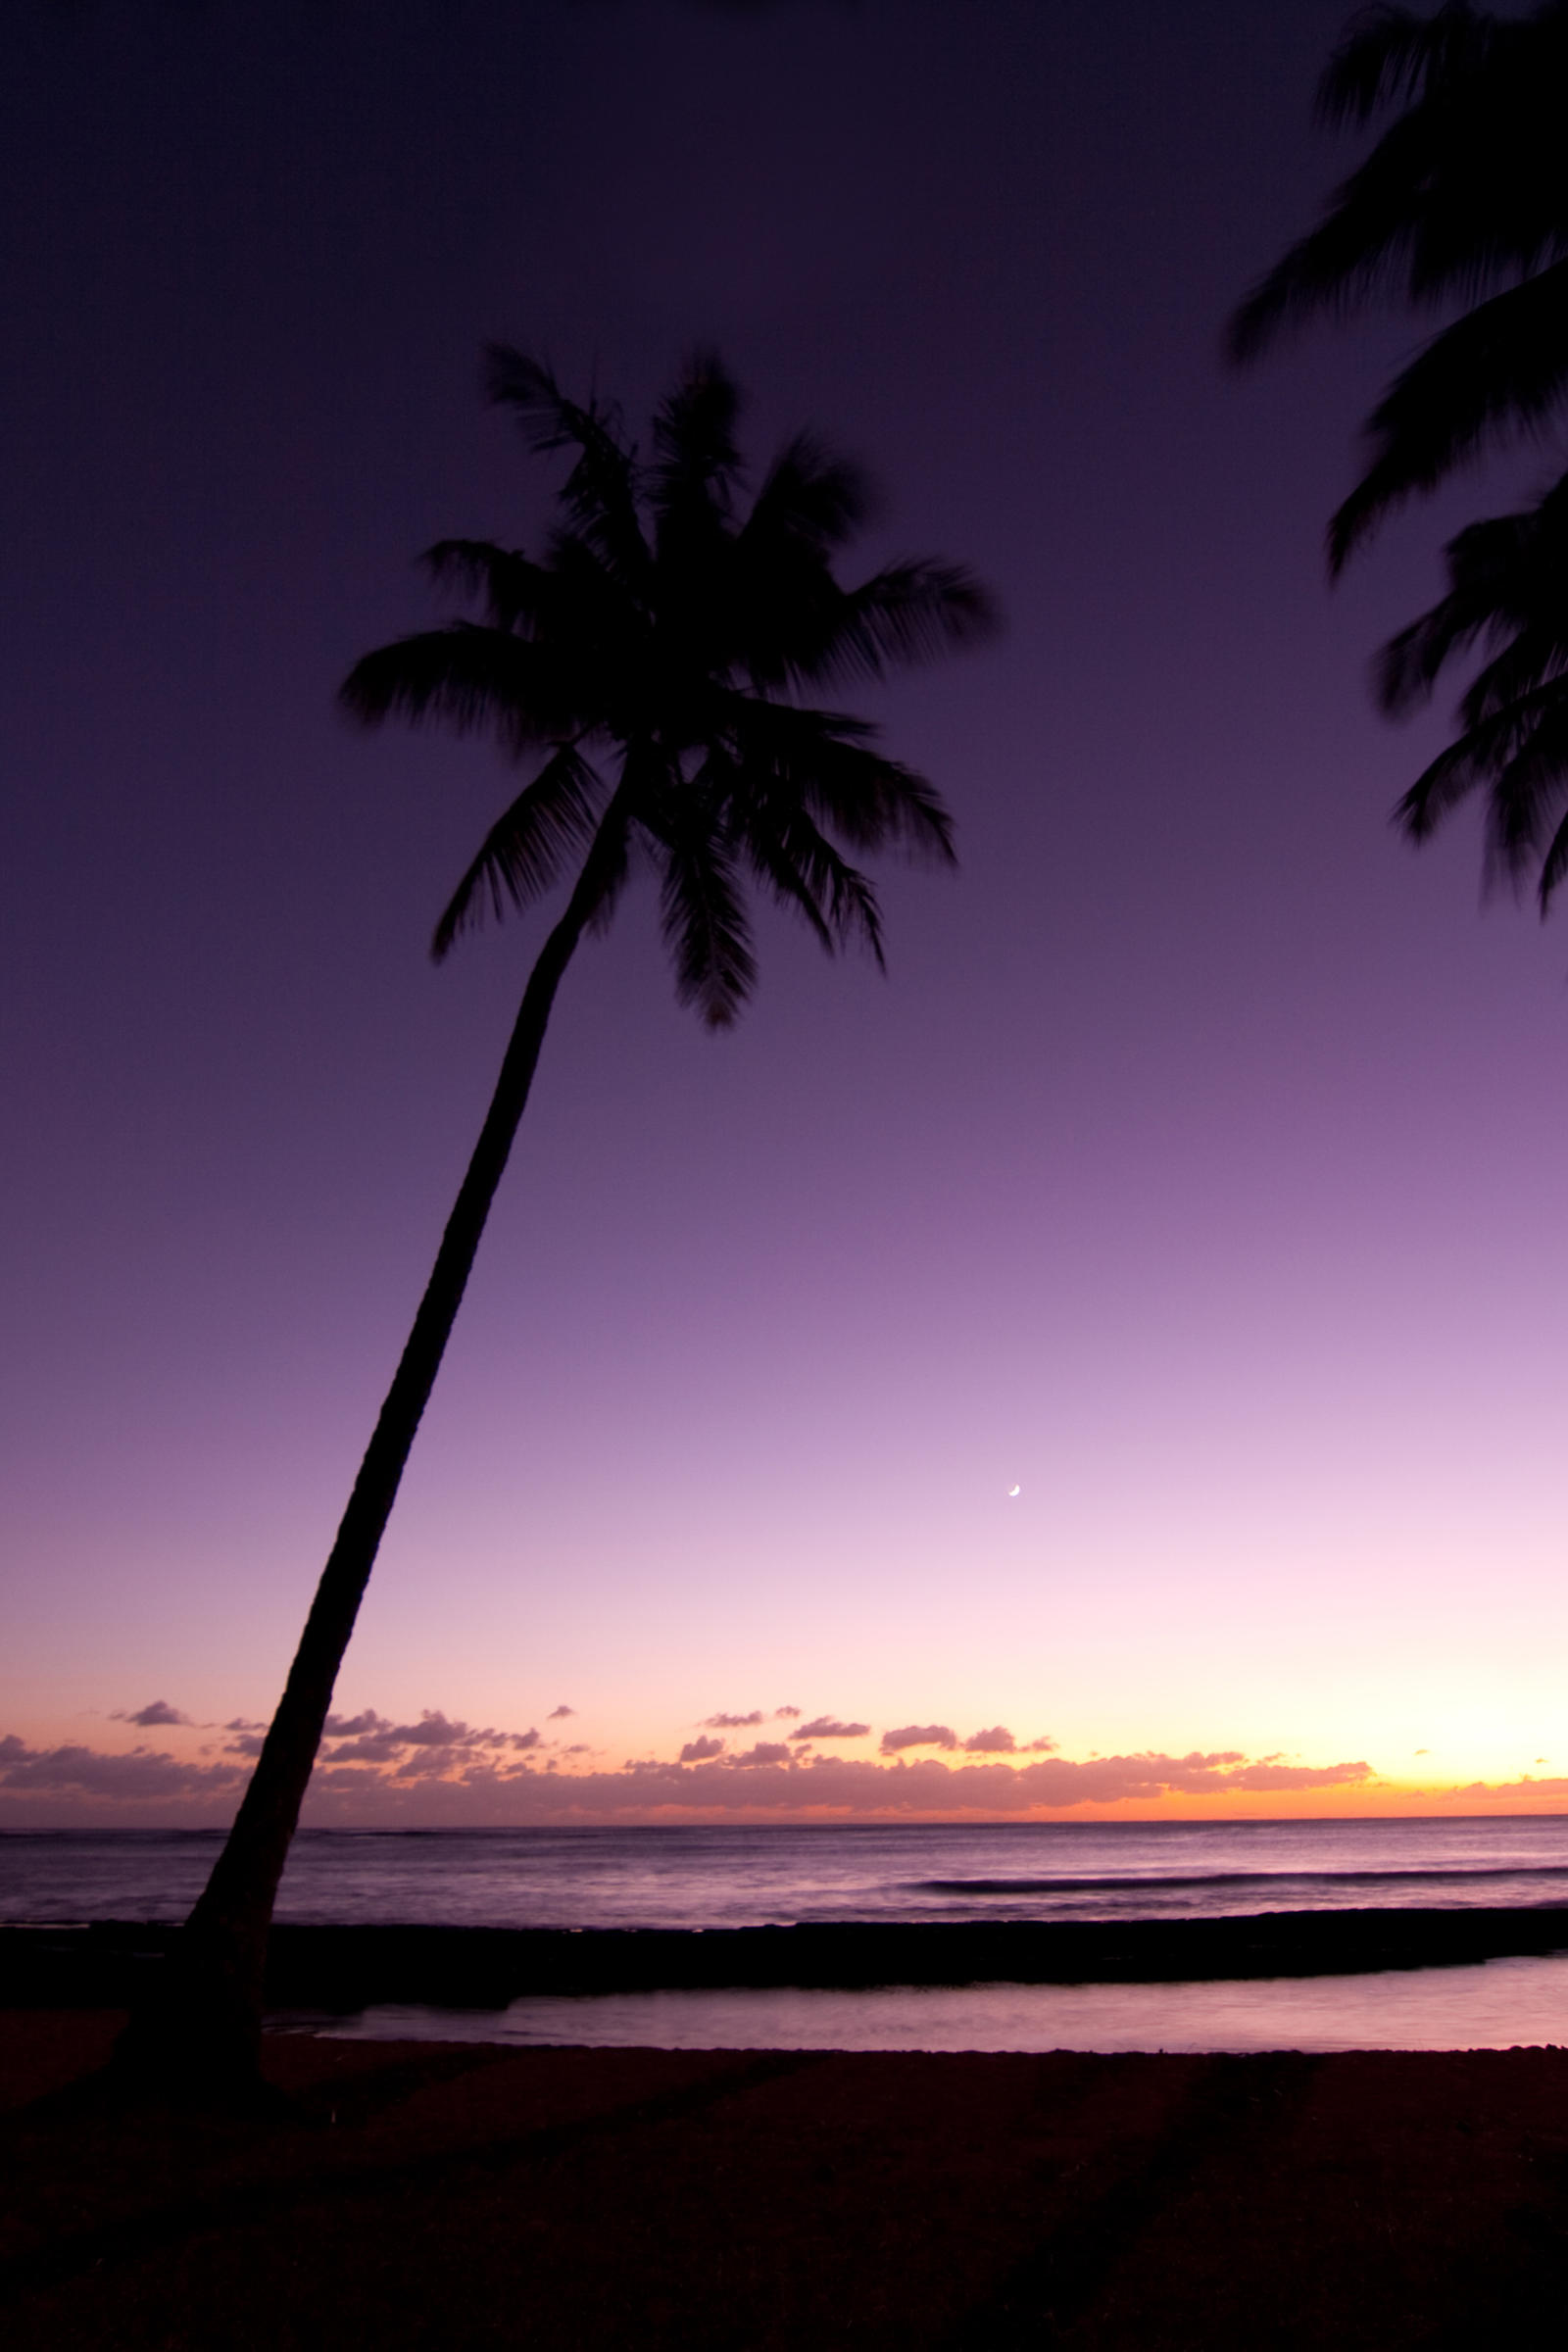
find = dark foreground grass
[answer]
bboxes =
[3,2012,1568,2348]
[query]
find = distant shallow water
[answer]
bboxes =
[294,1950,1568,2056]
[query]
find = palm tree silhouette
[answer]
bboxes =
[1230,1,1568,572]
[1229,2,1568,897]
[122,349,996,2090]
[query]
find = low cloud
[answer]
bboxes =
[1216,1756,1360,1790]
[774,1706,802,1719]
[547,1705,575,1720]
[1443,1773,1568,1800]
[321,1734,402,1764]
[0,1733,246,1802]
[403,1746,1377,1824]
[112,1700,193,1730]
[701,1711,764,1729]
[396,1744,470,1780]
[0,1706,1382,1830]
[389,1711,503,1749]
[318,1711,515,1764]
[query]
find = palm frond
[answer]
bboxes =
[1479,699,1568,888]
[740,434,875,557]
[1228,5,1568,366]
[1376,482,1568,713]
[1378,600,1488,715]
[422,540,550,634]
[741,794,886,966]
[723,696,956,862]
[484,345,652,591]
[483,344,624,464]
[741,831,835,956]
[824,560,1000,680]
[1376,513,1530,712]
[339,624,577,755]
[1228,116,1439,361]
[736,561,997,693]
[1395,722,1504,841]
[1458,622,1568,726]
[656,817,758,1028]
[1329,261,1568,570]
[1535,805,1568,902]
[652,353,743,549]
[809,739,956,862]
[584,819,638,939]
[1395,672,1568,848]
[429,743,604,961]
[1316,4,1493,129]
[715,438,882,687]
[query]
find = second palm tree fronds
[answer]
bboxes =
[1230,0,1568,574]
[118,348,997,2094]
[1378,477,1568,905]
[1230,1,1568,911]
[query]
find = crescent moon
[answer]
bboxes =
[1007,1485,1020,1497]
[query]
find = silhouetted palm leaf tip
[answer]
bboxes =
[1225,3,1568,913]
[1379,481,1568,905]
[340,348,998,1026]
[1226,2,1568,574]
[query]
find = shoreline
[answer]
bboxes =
[6,1904,1568,2013]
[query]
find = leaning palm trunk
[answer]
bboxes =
[118,811,625,2091]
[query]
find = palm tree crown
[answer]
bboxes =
[343,346,994,1022]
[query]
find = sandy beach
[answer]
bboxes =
[5,2009,1567,2349]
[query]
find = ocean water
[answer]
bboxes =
[6,1814,1568,1932]
[8,1817,1568,2051]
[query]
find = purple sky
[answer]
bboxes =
[5,0,1568,1827]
